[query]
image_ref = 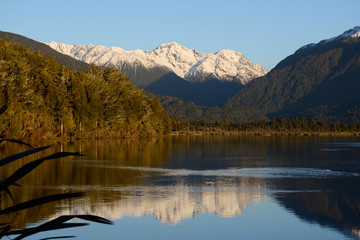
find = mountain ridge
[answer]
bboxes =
[225,26,360,123]
[3,27,360,123]
[49,40,267,106]
[0,30,89,72]
[299,26,360,51]
[48,41,269,85]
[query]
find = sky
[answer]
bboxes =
[0,0,359,70]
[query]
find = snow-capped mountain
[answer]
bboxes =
[48,41,268,85]
[185,49,267,84]
[300,26,360,50]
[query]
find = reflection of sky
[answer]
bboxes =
[29,200,346,240]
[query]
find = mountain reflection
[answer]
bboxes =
[1,136,360,238]
[275,191,360,239]
[57,178,266,224]
[273,176,360,239]
[0,137,267,227]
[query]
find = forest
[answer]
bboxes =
[0,39,171,138]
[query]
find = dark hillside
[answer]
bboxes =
[0,31,89,72]
[225,35,360,123]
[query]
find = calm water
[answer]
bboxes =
[1,135,360,239]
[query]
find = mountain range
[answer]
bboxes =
[47,41,268,106]
[1,26,359,124]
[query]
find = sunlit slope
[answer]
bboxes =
[0,38,171,137]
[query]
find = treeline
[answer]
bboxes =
[156,94,269,123]
[171,116,360,134]
[0,39,171,138]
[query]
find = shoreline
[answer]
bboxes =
[2,131,360,142]
[170,130,360,137]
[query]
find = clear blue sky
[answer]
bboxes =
[0,0,358,69]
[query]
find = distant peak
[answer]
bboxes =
[299,26,360,51]
[156,42,187,50]
[159,42,180,46]
[215,49,243,56]
[48,40,268,84]
[323,26,360,43]
[340,26,360,39]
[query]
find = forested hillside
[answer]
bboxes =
[0,31,89,72]
[0,39,171,138]
[225,30,360,124]
[146,93,269,122]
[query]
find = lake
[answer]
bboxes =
[1,135,360,239]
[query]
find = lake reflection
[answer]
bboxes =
[1,136,360,239]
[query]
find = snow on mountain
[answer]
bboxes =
[48,41,268,84]
[337,26,360,39]
[300,26,360,50]
[186,49,268,84]
[151,42,206,77]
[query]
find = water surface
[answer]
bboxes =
[1,136,360,239]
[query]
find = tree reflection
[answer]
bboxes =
[0,139,113,239]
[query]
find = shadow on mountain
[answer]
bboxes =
[192,79,244,106]
[117,63,172,88]
[145,73,243,107]
[269,44,360,122]
[226,36,360,124]
[145,72,201,103]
